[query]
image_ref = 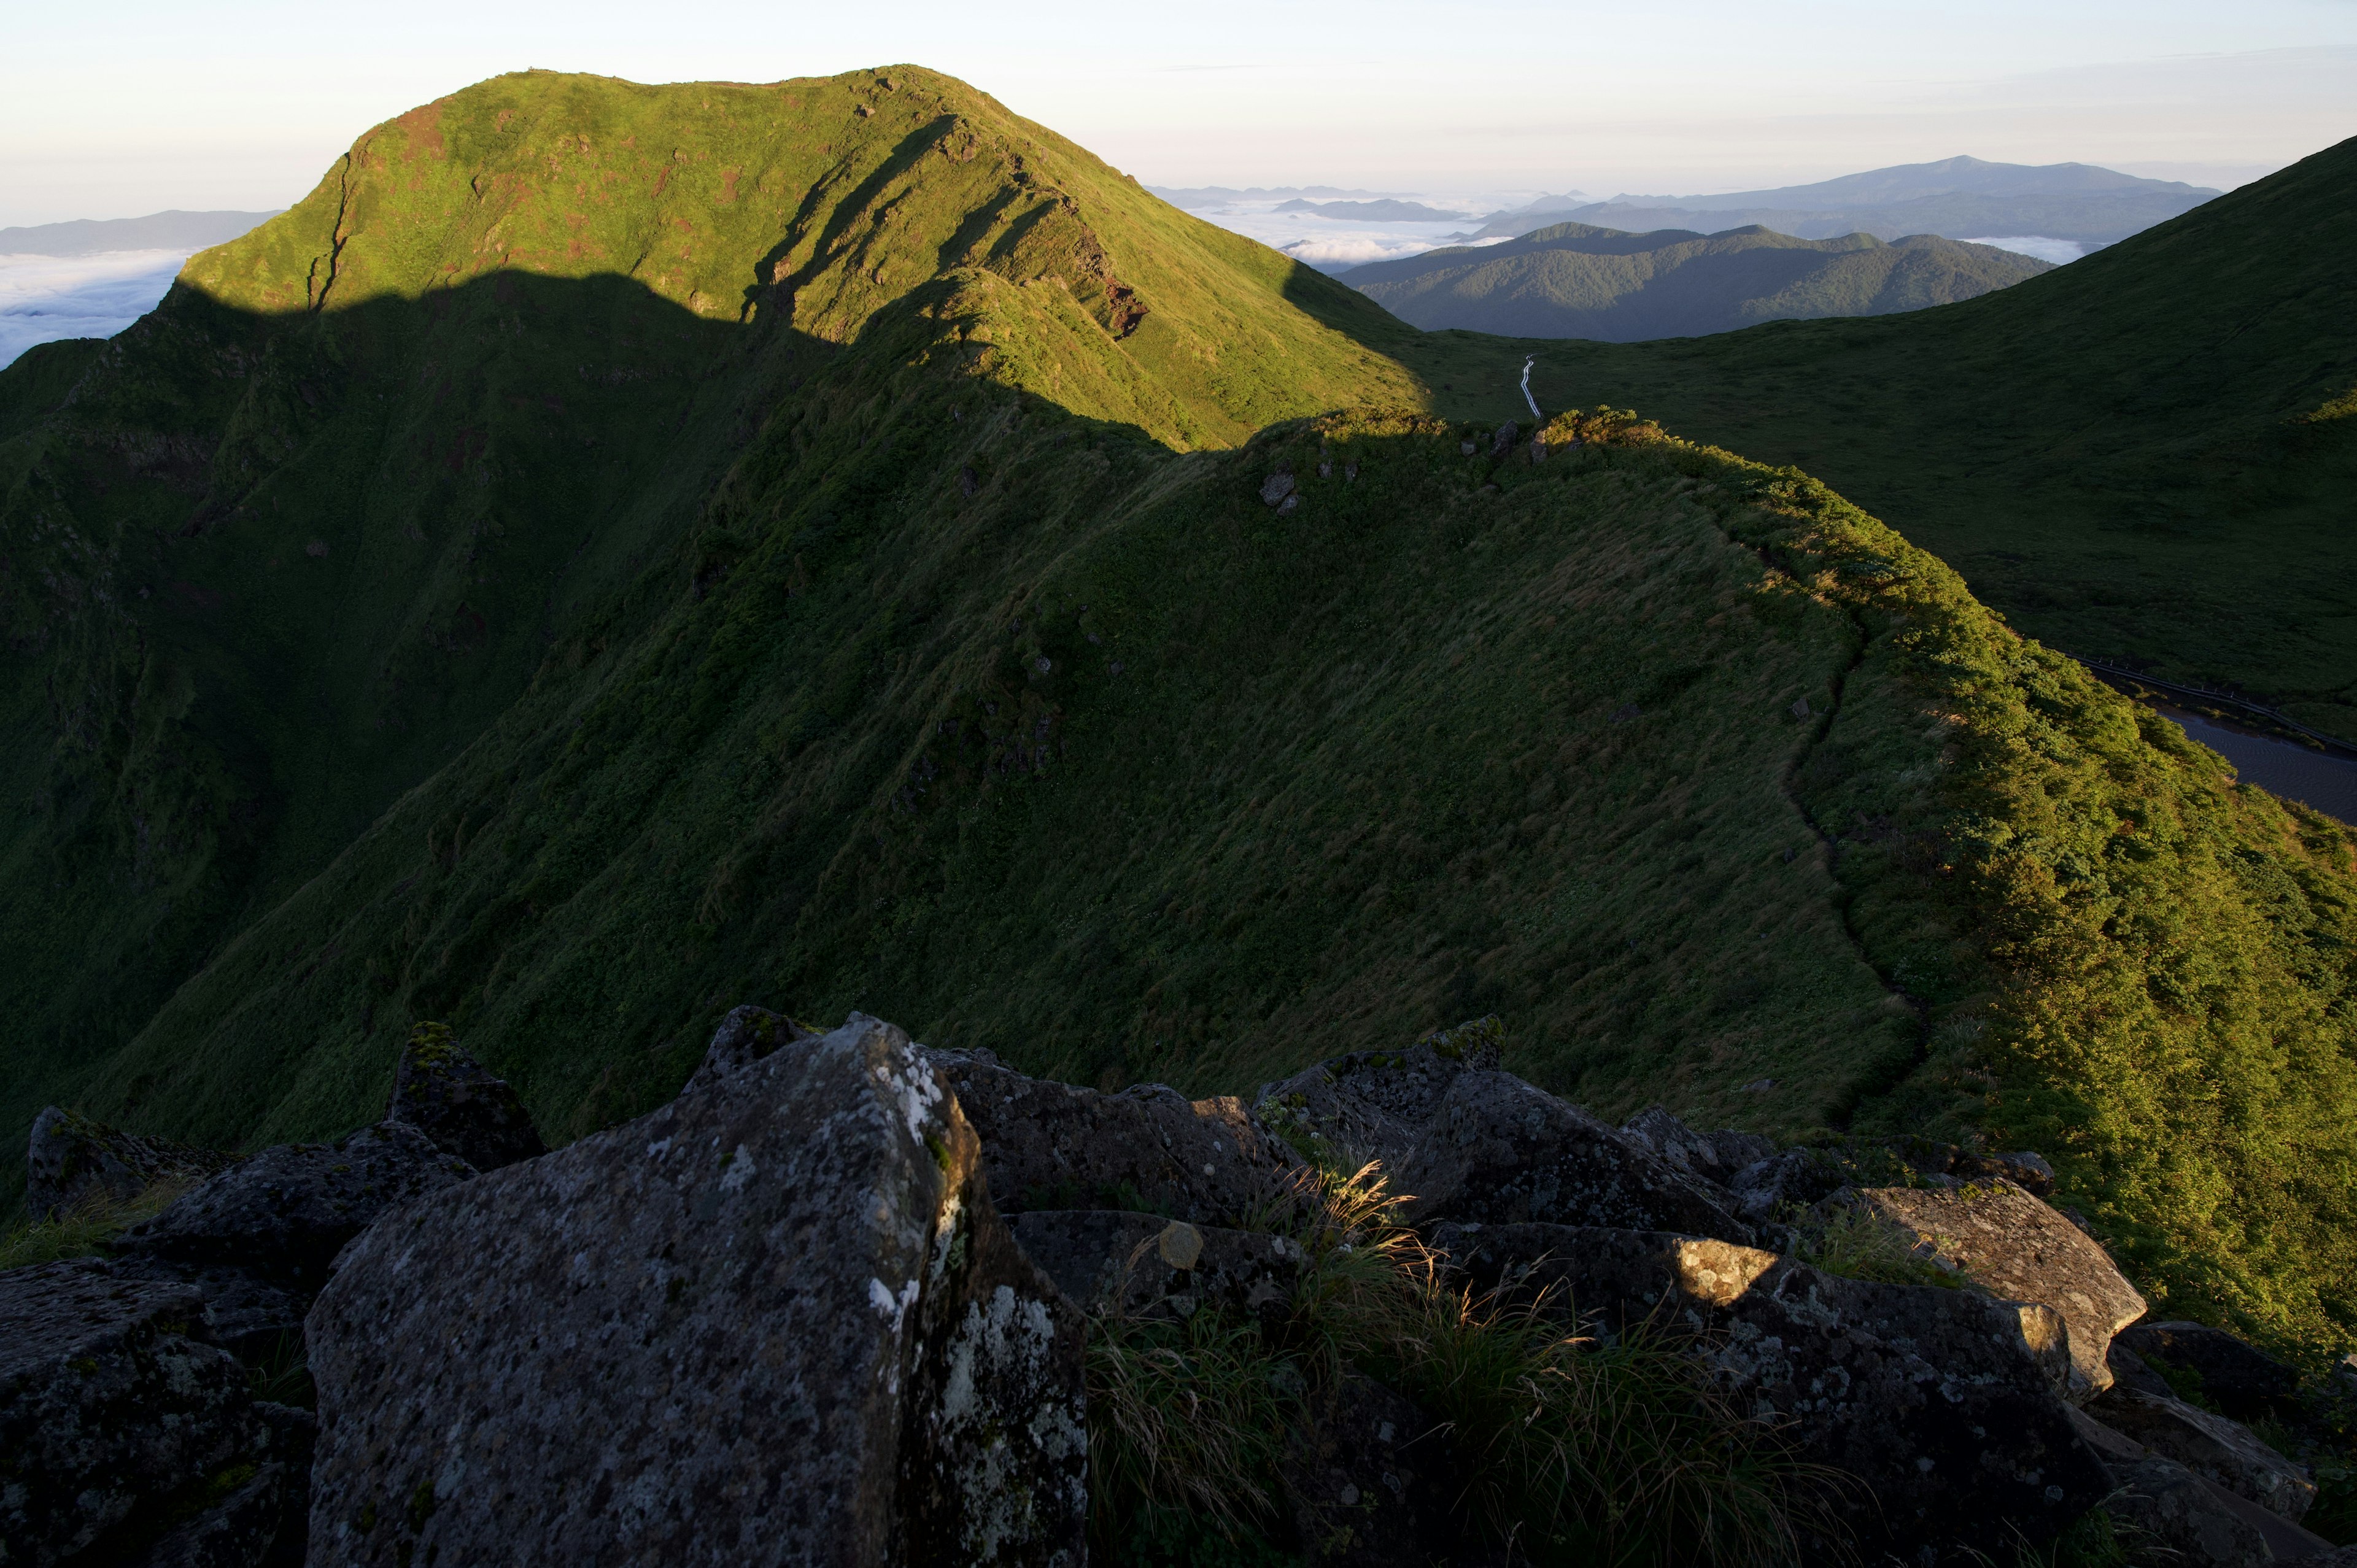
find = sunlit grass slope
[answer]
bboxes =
[1476,138,2357,740]
[1,69,2353,1361]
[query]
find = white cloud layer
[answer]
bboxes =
[1961,236,2091,265]
[0,250,188,369]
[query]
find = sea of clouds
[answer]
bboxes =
[0,250,192,368]
[1179,196,1518,275]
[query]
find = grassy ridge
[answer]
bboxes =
[1,69,2352,1361]
[1480,138,2357,740]
[1347,223,2049,340]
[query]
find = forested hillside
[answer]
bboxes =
[1,68,2351,1361]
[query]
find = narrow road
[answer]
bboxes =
[1519,356,1541,420]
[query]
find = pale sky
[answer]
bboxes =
[3,0,2354,226]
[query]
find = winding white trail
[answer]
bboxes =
[1519,356,1542,420]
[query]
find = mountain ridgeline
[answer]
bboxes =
[1,65,2353,1369]
[1345,222,2051,339]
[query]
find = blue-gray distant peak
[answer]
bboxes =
[0,210,281,257]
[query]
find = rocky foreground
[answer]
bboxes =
[6,1012,2353,1567]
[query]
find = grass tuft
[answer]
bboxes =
[0,1179,186,1273]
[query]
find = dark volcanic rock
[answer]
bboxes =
[385,1021,548,1172]
[25,1105,236,1220]
[1281,1374,1457,1567]
[143,1403,314,1568]
[1010,1209,1306,1327]
[2089,1386,2316,1520]
[1618,1105,1774,1186]
[1259,1025,1748,1242]
[0,1259,266,1564]
[1431,1221,2103,1559]
[306,1013,1086,1567]
[922,1045,1301,1226]
[114,1120,475,1291]
[1843,1178,2146,1398]
[2115,1321,2302,1419]
[680,1002,819,1094]
[2100,1454,2279,1567]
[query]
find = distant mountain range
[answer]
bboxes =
[1345,222,2051,339]
[1464,156,2219,245]
[1147,185,1390,208]
[0,210,280,257]
[1271,198,1464,222]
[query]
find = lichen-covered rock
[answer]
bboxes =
[113,1121,475,1291]
[0,1259,266,1565]
[306,1013,1086,1568]
[102,1257,310,1364]
[1430,1221,2104,1559]
[1255,1019,1503,1172]
[679,1002,820,1095]
[1401,1071,1752,1242]
[1618,1105,1774,1186]
[2115,1321,2302,1420]
[1843,1177,2146,1399]
[1259,1029,1750,1243]
[2102,1455,2279,1567]
[1281,1374,1457,1567]
[921,1045,1301,1227]
[142,1404,314,1568]
[1010,1209,1307,1327]
[384,1021,548,1172]
[2089,1387,2316,1521]
[24,1105,236,1220]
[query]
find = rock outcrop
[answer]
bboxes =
[2117,1320,2303,1419]
[1840,1176,2146,1397]
[305,1014,1086,1567]
[2089,1386,2316,1520]
[1431,1220,2107,1556]
[923,1041,1299,1226]
[382,1022,548,1172]
[1,1259,309,1567]
[24,1105,236,1221]
[1010,1209,1306,1327]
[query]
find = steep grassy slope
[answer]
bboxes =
[1468,137,2357,740]
[2,69,2354,1362]
[1346,223,2048,339]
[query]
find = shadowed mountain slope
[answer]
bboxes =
[1,70,2353,1362]
[1346,223,2049,339]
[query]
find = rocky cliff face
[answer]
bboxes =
[7,1011,2349,1567]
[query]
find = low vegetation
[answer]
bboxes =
[1086,1162,1834,1566]
[0,1178,184,1272]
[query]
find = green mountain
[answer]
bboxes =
[1468,156,2219,244]
[2,68,2353,1363]
[1344,223,2050,339]
[1492,135,2357,743]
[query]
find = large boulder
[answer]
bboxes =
[1430,1221,2106,1560]
[2115,1321,2302,1419]
[113,1121,475,1292]
[1617,1105,1775,1188]
[24,1105,236,1221]
[1841,1177,2146,1399]
[384,1021,548,1172]
[1257,1027,1751,1244]
[305,1013,1086,1567]
[0,1260,268,1565]
[1010,1209,1307,1327]
[2088,1387,2316,1521]
[921,1044,1301,1227]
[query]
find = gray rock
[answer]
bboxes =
[1488,421,1517,458]
[2115,1321,2302,1419]
[2088,1387,2316,1520]
[1255,1023,1501,1173]
[114,1120,475,1291]
[1402,1070,1752,1242]
[306,1013,1086,1567]
[1261,471,1295,506]
[1619,1105,1774,1186]
[1010,1209,1306,1327]
[103,1257,310,1364]
[0,1259,266,1565]
[24,1105,235,1220]
[1429,1221,2105,1559]
[681,1002,820,1094]
[2102,1455,2278,1567]
[143,1405,312,1567]
[1843,1177,2146,1399]
[1281,1373,1456,1567]
[921,1046,1300,1227]
[2108,1341,2180,1399]
[385,1021,548,1172]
